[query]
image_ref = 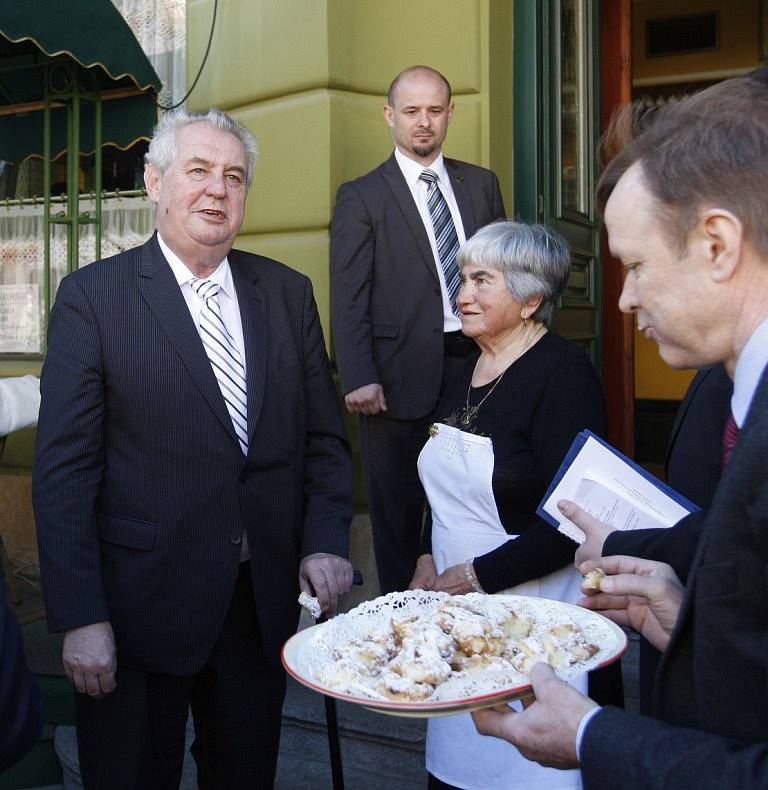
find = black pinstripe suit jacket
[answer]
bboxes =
[330,153,506,419]
[32,233,352,674]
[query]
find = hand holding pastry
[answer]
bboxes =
[577,556,683,651]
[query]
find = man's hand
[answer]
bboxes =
[472,663,597,769]
[63,621,117,699]
[430,562,473,594]
[299,553,354,615]
[578,555,684,652]
[408,554,438,590]
[557,500,615,566]
[344,384,387,416]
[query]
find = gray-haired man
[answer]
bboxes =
[34,108,353,788]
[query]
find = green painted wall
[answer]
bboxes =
[187,0,514,344]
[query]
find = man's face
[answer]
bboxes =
[145,122,248,266]
[605,163,720,370]
[384,72,454,165]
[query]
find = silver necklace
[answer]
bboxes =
[447,325,545,432]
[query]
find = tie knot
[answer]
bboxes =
[419,168,438,185]
[190,278,220,301]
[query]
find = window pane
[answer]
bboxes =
[560,0,588,214]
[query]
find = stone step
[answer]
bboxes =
[277,675,427,788]
[277,717,426,789]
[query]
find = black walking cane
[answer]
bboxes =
[315,570,364,790]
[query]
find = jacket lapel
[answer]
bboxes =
[230,251,267,445]
[664,368,708,473]
[137,234,239,446]
[381,154,439,284]
[445,158,477,237]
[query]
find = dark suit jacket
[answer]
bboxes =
[0,566,43,772]
[330,153,506,419]
[32,235,352,674]
[582,368,768,789]
[606,365,732,582]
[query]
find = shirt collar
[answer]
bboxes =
[394,147,448,188]
[157,232,233,298]
[732,315,768,427]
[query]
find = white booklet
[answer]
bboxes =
[537,430,700,544]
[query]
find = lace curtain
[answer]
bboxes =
[0,197,155,353]
[111,0,187,108]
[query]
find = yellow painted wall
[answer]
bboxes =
[187,0,514,345]
[633,0,761,82]
[634,331,697,400]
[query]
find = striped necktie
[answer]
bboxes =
[190,278,249,455]
[419,168,461,312]
[721,412,740,469]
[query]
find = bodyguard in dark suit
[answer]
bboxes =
[472,74,768,789]
[33,108,353,788]
[331,66,506,593]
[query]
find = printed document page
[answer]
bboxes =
[540,435,693,544]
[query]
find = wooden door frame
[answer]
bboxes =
[599,0,635,456]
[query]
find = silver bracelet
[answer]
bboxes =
[464,559,485,593]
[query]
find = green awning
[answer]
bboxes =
[0,0,162,164]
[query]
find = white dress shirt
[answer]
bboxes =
[0,375,40,435]
[157,233,250,560]
[157,233,247,375]
[395,148,464,332]
[731,315,768,428]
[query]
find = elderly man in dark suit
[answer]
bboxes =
[330,65,506,594]
[33,108,353,789]
[472,74,768,789]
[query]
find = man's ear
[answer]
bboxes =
[699,209,743,283]
[144,165,162,203]
[383,104,394,130]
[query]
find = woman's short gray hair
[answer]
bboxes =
[144,108,259,188]
[457,221,571,325]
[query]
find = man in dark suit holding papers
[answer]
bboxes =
[472,72,768,790]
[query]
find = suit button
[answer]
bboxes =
[230,534,242,544]
[238,471,248,483]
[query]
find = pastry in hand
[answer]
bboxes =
[582,567,606,594]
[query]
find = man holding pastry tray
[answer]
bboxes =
[472,68,768,790]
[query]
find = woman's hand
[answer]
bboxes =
[578,555,684,652]
[408,554,438,590]
[431,562,474,594]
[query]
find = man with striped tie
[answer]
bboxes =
[331,66,506,594]
[33,108,354,788]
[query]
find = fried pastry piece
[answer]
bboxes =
[451,653,516,673]
[582,567,606,593]
[389,640,453,684]
[545,624,599,664]
[450,612,504,656]
[392,614,455,655]
[509,636,549,674]
[316,657,375,691]
[375,670,434,701]
[495,610,533,640]
[332,639,390,669]
[298,591,322,619]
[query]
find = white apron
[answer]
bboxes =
[417,423,585,790]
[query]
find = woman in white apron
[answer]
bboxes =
[409,222,619,790]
